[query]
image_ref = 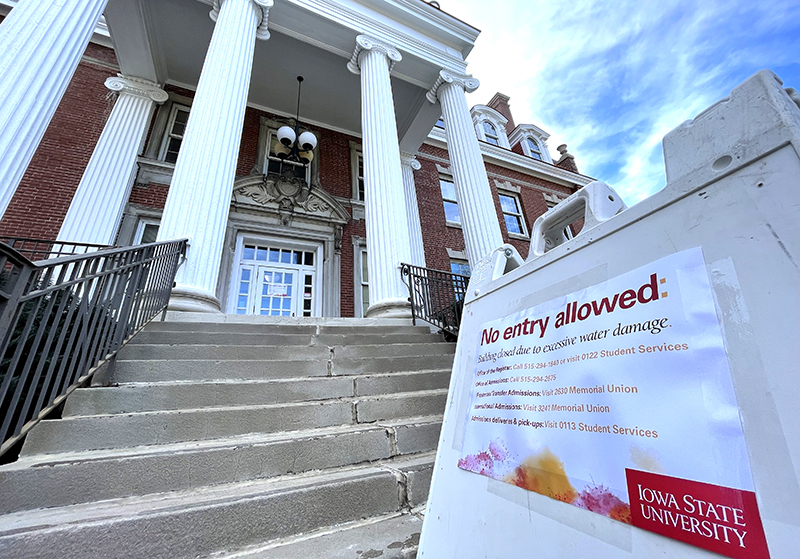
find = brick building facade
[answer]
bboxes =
[0,1,593,319]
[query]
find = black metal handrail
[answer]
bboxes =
[0,238,187,456]
[400,263,469,340]
[0,237,113,262]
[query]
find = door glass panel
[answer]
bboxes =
[234,241,318,316]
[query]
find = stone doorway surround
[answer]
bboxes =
[216,171,350,317]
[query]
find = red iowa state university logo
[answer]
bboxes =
[626,469,770,559]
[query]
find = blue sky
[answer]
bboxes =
[448,0,800,205]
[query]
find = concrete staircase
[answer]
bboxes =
[0,315,455,558]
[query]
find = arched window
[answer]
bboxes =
[526,137,542,160]
[482,121,500,146]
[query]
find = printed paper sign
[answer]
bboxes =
[458,248,768,558]
[266,284,288,297]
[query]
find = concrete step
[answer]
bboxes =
[331,354,455,376]
[110,354,454,383]
[21,390,447,455]
[0,454,434,559]
[117,342,452,362]
[128,331,442,346]
[110,358,329,382]
[116,343,331,361]
[161,311,416,328]
[207,512,423,559]
[144,321,433,336]
[0,418,441,514]
[65,370,451,415]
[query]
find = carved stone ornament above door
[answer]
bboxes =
[231,172,350,226]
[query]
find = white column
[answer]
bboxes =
[348,35,413,318]
[156,0,272,312]
[428,70,504,266]
[0,0,109,218]
[400,152,426,268]
[57,76,168,245]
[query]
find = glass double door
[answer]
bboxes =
[234,243,317,317]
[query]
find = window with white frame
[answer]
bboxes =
[352,238,370,317]
[435,116,445,129]
[134,218,160,244]
[359,248,369,317]
[450,259,470,277]
[440,177,460,225]
[498,193,527,236]
[265,129,310,182]
[159,104,190,163]
[353,153,365,201]
[482,121,500,146]
[526,137,543,160]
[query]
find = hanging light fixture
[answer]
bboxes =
[275,76,318,169]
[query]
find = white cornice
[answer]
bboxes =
[197,0,470,75]
[509,123,550,143]
[426,126,593,187]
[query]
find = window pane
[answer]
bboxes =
[485,136,499,146]
[483,121,497,136]
[241,269,251,280]
[443,200,460,223]
[498,194,518,214]
[281,250,291,263]
[141,223,159,244]
[269,249,280,262]
[504,214,523,235]
[450,261,471,277]
[243,246,255,260]
[174,109,189,125]
[304,252,314,266]
[439,180,456,200]
[171,121,186,137]
[256,248,267,261]
[361,251,369,282]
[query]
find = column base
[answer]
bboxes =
[167,286,222,313]
[365,298,412,318]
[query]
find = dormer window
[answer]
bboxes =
[482,121,500,146]
[526,137,543,161]
[509,124,553,163]
[471,106,510,149]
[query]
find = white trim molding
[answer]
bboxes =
[426,126,592,188]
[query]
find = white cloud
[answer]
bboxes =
[447,0,800,204]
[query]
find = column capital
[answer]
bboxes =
[347,35,402,75]
[399,152,421,171]
[426,70,480,104]
[211,0,273,40]
[105,75,168,103]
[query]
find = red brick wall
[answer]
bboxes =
[414,143,579,271]
[0,44,120,240]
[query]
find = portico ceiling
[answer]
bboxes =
[105,0,478,148]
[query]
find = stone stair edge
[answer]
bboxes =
[0,451,436,533]
[62,388,449,419]
[6,416,445,469]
